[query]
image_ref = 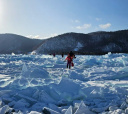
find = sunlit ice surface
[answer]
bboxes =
[0,53,128,113]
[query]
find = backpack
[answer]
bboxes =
[71,62,74,67]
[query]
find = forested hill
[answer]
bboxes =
[36,30,128,55]
[0,34,42,54]
[1,30,128,55]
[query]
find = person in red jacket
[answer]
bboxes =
[65,54,73,69]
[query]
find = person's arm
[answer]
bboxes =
[65,57,68,61]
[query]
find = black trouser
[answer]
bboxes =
[67,62,71,69]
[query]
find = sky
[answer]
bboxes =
[0,0,128,39]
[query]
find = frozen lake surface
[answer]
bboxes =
[0,53,128,114]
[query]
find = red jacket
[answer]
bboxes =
[65,55,73,62]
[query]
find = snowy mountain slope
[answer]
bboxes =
[74,42,83,51]
[36,33,79,54]
[36,30,128,54]
[0,34,42,54]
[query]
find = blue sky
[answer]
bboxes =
[0,0,128,39]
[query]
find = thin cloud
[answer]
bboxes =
[26,33,58,39]
[76,24,91,29]
[26,35,40,39]
[33,35,40,39]
[26,35,32,38]
[71,19,80,23]
[99,23,111,29]
[74,20,80,23]
[96,18,102,21]
[44,33,58,38]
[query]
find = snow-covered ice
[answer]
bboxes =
[0,53,128,113]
